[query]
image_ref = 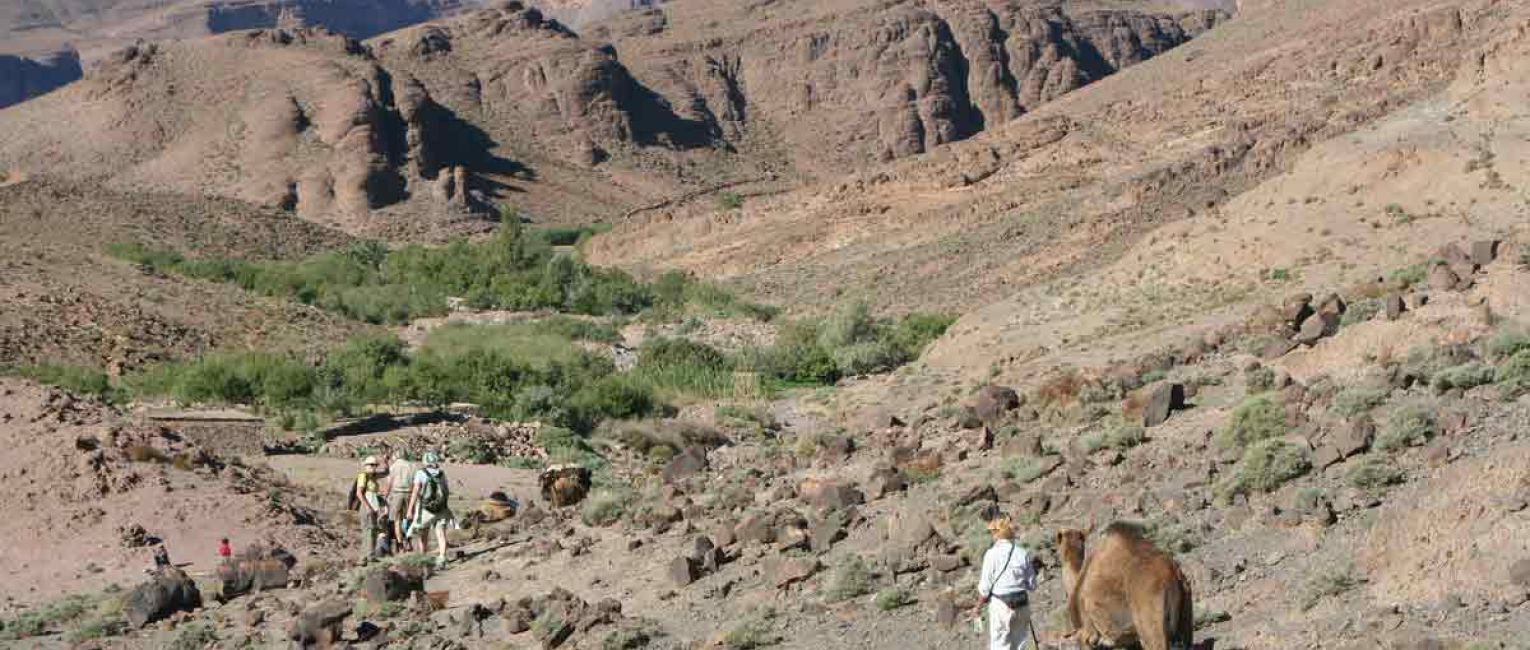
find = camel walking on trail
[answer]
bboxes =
[1056,522,1194,650]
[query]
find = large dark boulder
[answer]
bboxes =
[661,447,708,483]
[972,385,1022,422]
[1141,382,1186,427]
[123,568,202,628]
[361,565,426,603]
[218,544,297,598]
[289,599,352,649]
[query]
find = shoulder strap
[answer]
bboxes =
[985,543,1017,599]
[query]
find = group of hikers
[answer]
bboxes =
[351,451,1042,647]
[353,449,455,569]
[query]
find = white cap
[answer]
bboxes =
[362,456,379,466]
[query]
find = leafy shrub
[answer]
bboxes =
[110,221,654,324]
[537,426,607,470]
[1340,299,1380,326]
[1081,420,1145,453]
[745,304,953,387]
[1387,263,1428,288]
[1376,401,1437,451]
[629,338,736,398]
[1330,385,1390,417]
[580,488,634,527]
[1495,349,1530,398]
[1001,457,1052,483]
[1346,454,1405,490]
[1193,610,1231,629]
[1432,362,1495,392]
[129,352,316,410]
[9,363,114,400]
[1300,568,1358,611]
[874,588,912,611]
[1214,393,1286,451]
[0,593,117,641]
[723,609,780,649]
[1244,366,1275,393]
[1484,329,1530,360]
[824,555,873,602]
[446,437,496,464]
[718,192,744,210]
[1219,439,1310,499]
[167,621,218,650]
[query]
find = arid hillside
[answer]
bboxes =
[0,0,1217,231]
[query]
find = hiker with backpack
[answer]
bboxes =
[407,451,454,569]
[355,455,385,564]
[975,510,1039,650]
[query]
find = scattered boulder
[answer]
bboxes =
[289,599,352,649]
[1471,240,1500,266]
[972,385,1022,423]
[662,447,708,483]
[218,544,296,598]
[540,464,592,508]
[810,514,847,553]
[933,592,959,627]
[763,555,820,587]
[817,435,855,465]
[124,568,202,628]
[1295,311,1341,345]
[668,555,699,586]
[1334,418,1374,458]
[999,432,1042,458]
[693,536,722,573]
[1141,382,1186,427]
[863,467,908,500]
[361,565,426,603]
[1428,263,1460,291]
[1384,294,1407,320]
[807,482,864,511]
[1281,293,1314,331]
[734,513,777,545]
[882,512,944,572]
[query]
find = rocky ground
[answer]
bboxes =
[4,239,1530,648]
[4,0,1530,648]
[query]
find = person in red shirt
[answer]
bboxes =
[217,538,232,560]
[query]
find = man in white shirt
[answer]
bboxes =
[976,511,1039,650]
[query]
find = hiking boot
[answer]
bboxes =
[433,557,448,570]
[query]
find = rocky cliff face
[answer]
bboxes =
[0,49,82,108]
[597,0,1227,173]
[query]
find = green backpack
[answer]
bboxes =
[418,470,449,514]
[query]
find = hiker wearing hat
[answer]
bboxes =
[976,511,1039,650]
[355,455,385,564]
[384,449,417,547]
[406,451,454,569]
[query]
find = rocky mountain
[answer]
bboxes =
[0,0,1221,230]
[0,0,480,107]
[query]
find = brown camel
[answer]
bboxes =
[1057,522,1194,650]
